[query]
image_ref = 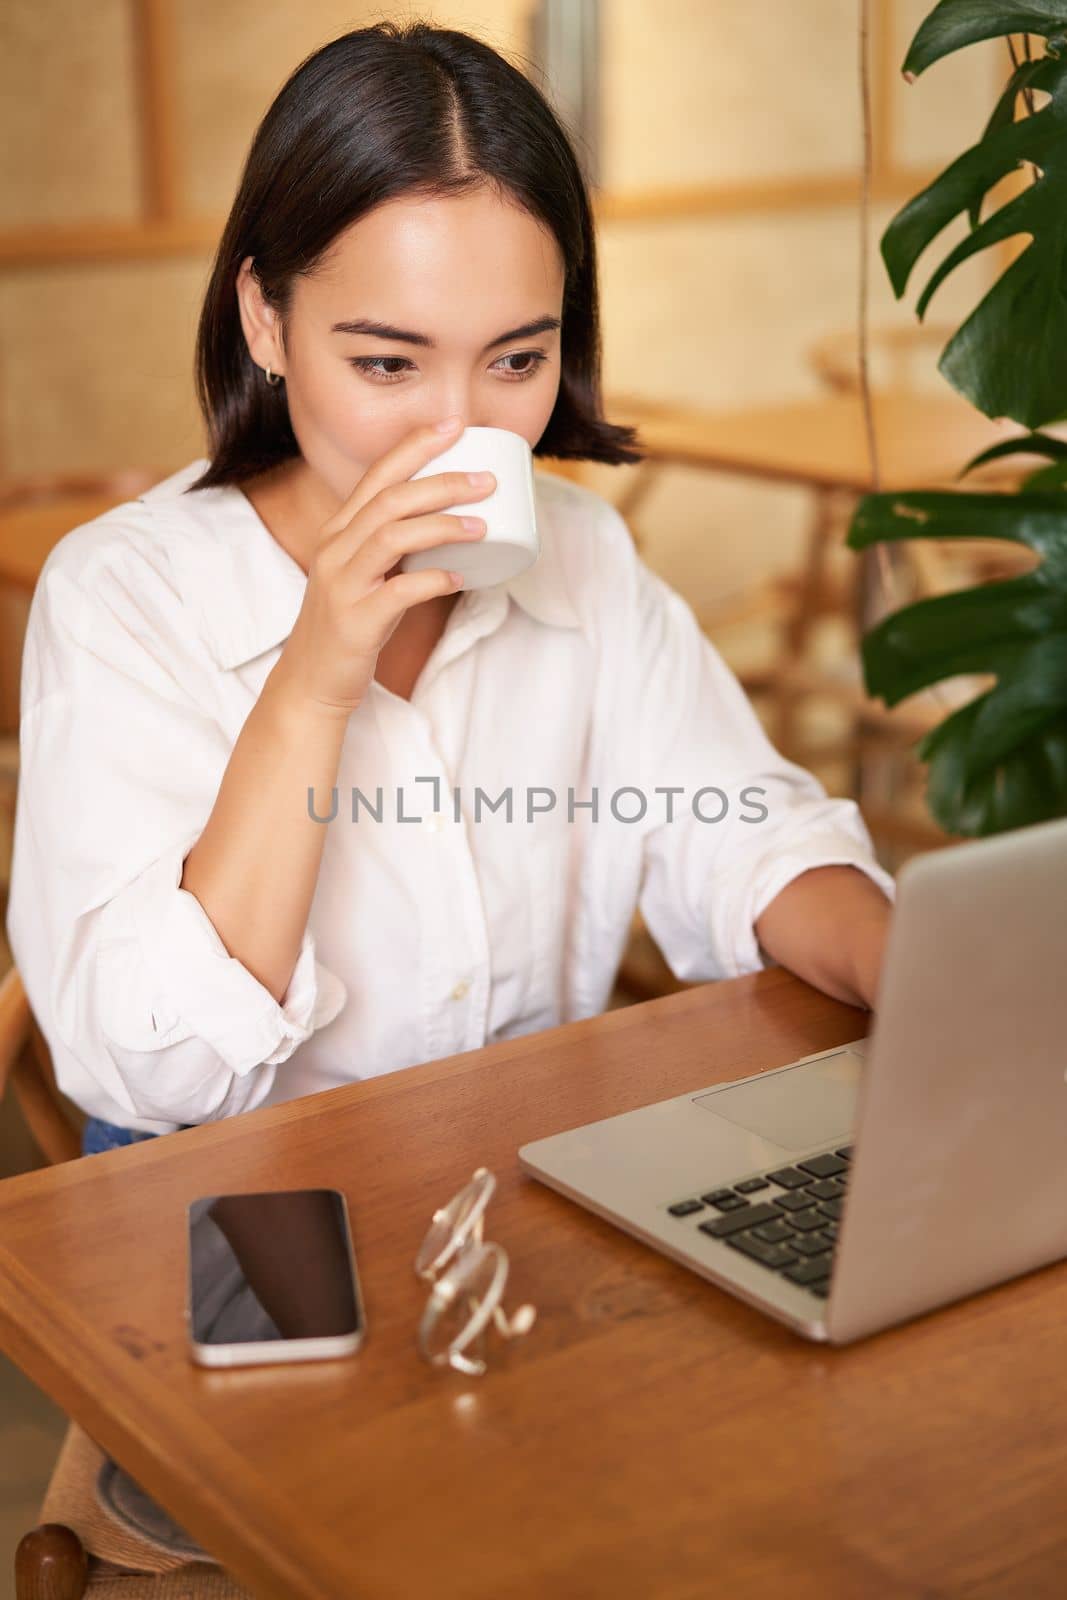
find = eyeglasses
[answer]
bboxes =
[415,1167,536,1377]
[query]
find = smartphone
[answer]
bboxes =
[185,1187,365,1367]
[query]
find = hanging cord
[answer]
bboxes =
[857,0,892,600]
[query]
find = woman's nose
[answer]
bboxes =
[437,416,486,432]
[432,399,493,433]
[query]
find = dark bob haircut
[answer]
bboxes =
[190,19,643,491]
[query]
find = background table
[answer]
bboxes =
[2,969,1065,1599]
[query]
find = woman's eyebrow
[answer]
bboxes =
[330,315,561,350]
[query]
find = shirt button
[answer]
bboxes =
[450,978,471,1001]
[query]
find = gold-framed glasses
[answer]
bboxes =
[415,1167,536,1377]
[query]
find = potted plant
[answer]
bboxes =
[846,0,1067,837]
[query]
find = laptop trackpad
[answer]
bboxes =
[691,1050,862,1152]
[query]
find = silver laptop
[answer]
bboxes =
[520,814,1067,1345]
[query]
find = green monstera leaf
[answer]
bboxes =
[959,429,1067,488]
[960,427,1067,488]
[882,1,1067,428]
[846,490,1067,834]
[846,3,1067,837]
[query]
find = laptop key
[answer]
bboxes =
[667,1199,704,1217]
[785,1208,826,1232]
[724,1233,799,1269]
[790,1231,835,1256]
[817,1198,844,1222]
[806,1178,842,1201]
[809,1280,832,1297]
[765,1166,813,1189]
[734,1177,770,1194]
[782,1252,834,1284]
[701,1190,749,1211]
[773,1189,814,1212]
[751,1218,794,1243]
[835,1147,853,1160]
[698,1203,781,1238]
[798,1153,849,1179]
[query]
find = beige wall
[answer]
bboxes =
[0,0,1005,612]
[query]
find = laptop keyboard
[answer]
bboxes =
[666,1147,852,1301]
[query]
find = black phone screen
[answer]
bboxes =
[187,1187,363,1346]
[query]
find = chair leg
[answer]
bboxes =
[14,1522,89,1600]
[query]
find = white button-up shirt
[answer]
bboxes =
[7,459,896,1133]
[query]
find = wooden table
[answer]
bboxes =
[607,388,1054,495]
[2,970,1066,1599]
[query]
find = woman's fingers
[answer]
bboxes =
[273,420,497,718]
[324,469,496,571]
[356,566,468,637]
[322,419,494,540]
[339,510,486,584]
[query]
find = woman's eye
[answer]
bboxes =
[347,351,549,384]
[496,351,547,379]
[349,356,412,381]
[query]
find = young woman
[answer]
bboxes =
[7,21,895,1159]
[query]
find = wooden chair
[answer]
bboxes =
[0,467,252,1597]
[2,963,253,1599]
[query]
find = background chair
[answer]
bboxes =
[0,468,253,1596]
[2,964,253,1599]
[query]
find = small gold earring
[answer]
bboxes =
[264,365,282,386]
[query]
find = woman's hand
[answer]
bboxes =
[271,418,493,718]
[754,864,894,1011]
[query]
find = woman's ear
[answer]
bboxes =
[235,256,286,378]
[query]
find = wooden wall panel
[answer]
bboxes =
[0,0,141,228]
[0,258,208,475]
[597,202,996,411]
[601,0,863,191]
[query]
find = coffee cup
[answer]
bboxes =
[400,425,539,590]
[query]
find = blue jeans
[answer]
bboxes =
[81,1117,186,1156]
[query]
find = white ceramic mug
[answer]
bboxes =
[400,426,539,590]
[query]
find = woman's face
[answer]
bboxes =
[238,186,566,504]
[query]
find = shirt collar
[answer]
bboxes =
[148,458,581,671]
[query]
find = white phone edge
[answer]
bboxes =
[188,1327,364,1368]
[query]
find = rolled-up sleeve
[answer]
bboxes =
[7,545,347,1132]
[94,840,337,1072]
[602,516,896,985]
